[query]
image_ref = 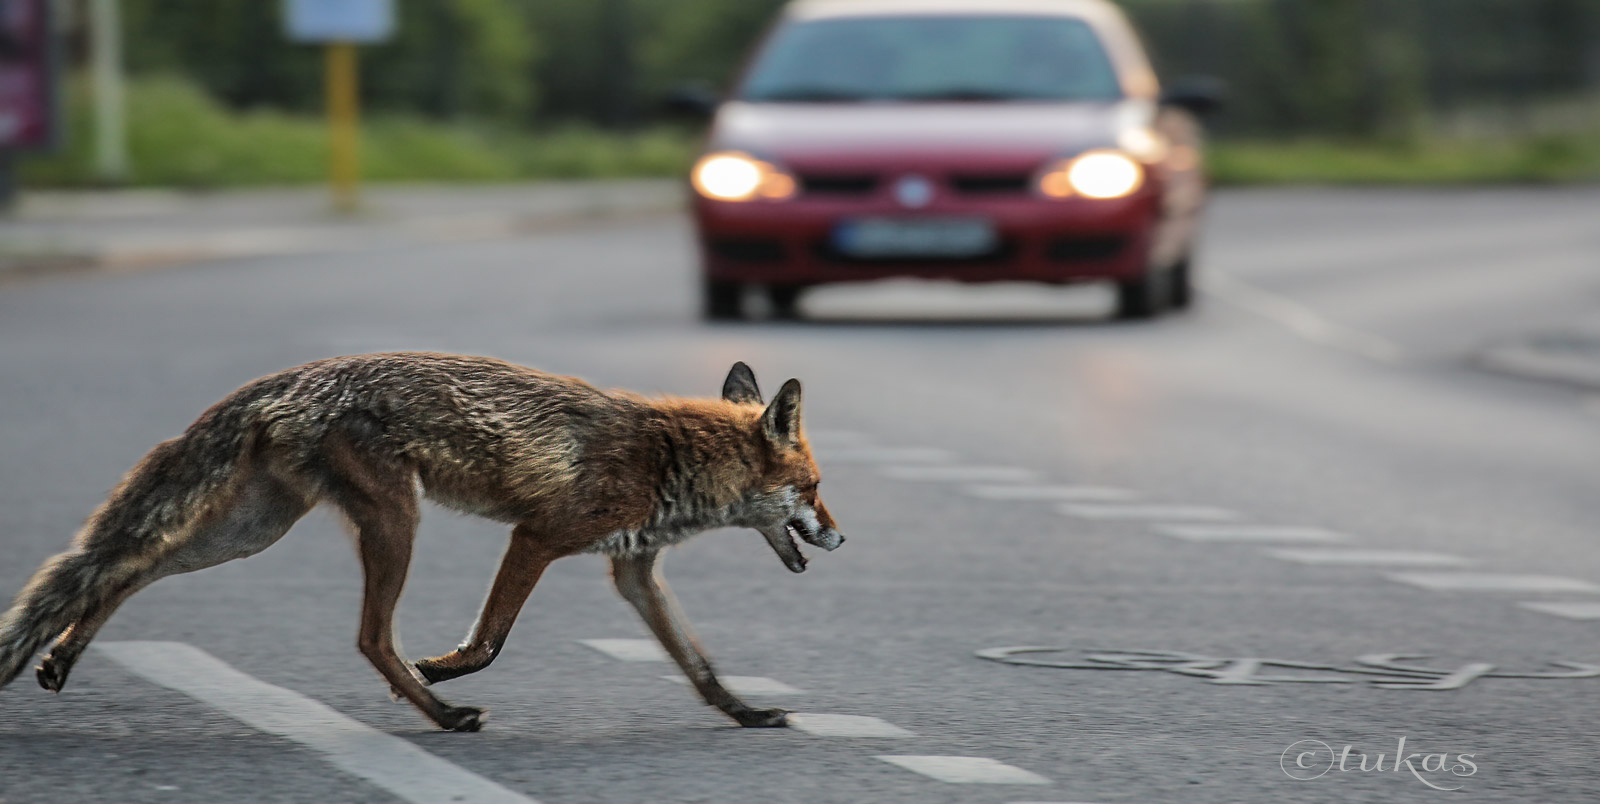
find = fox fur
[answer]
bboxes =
[0,353,843,731]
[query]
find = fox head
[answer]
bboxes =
[722,362,845,573]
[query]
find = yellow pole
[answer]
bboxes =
[326,42,360,212]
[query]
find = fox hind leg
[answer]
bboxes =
[610,552,788,728]
[415,523,556,685]
[36,471,312,693]
[324,439,482,732]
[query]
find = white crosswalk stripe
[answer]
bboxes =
[1156,524,1346,542]
[662,675,803,695]
[1062,503,1238,521]
[97,642,540,804]
[578,638,669,661]
[876,755,1051,785]
[787,713,914,737]
[1518,601,1600,619]
[1387,573,1600,593]
[1267,548,1470,566]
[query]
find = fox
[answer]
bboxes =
[0,353,844,732]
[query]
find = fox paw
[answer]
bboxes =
[36,658,71,694]
[438,705,487,732]
[730,707,789,728]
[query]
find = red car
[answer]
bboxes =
[684,0,1221,321]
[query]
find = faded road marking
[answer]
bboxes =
[1155,524,1347,543]
[1268,548,1470,566]
[1205,272,1404,364]
[578,638,669,662]
[1387,573,1600,593]
[882,465,1038,483]
[1061,503,1237,521]
[662,675,802,695]
[965,484,1137,502]
[788,713,914,737]
[1519,601,1600,620]
[876,755,1051,785]
[96,642,539,804]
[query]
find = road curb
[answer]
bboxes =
[0,182,684,283]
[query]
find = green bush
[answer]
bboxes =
[1208,137,1600,185]
[22,75,697,189]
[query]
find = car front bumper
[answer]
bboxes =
[693,189,1161,286]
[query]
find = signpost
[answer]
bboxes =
[0,0,58,209]
[283,0,395,212]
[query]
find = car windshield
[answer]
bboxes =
[739,15,1123,103]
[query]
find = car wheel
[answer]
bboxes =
[1114,269,1168,320]
[703,279,744,321]
[767,284,804,320]
[1169,257,1194,310]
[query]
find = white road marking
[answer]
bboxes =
[578,638,669,662]
[1061,503,1238,521]
[820,447,955,464]
[1205,272,1405,364]
[787,713,914,737]
[882,465,1039,483]
[965,484,1138,502]
[876,756,1051,785]
[1518,601,1600,620]
[1267,548,1471,566]
[1154,524,1348,543]
[1387,573,1600,593]
[96,642,539,804]
[662,675,803,695]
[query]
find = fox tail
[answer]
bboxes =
[0,387,263,690]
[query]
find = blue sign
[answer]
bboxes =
[284,0,396,44]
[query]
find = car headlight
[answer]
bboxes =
[691,151,797,202]
[1036,150,1144,200]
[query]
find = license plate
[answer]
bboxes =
[833,218,998,259]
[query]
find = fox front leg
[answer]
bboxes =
[610,552,788,728]
[414,523,556,685]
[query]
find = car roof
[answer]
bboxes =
[786,0,1127,23]
[778,0,1159,99]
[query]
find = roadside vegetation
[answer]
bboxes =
[23,76,1600,189]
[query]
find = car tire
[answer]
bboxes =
[1169,257,1194,310]
[1114,269,1168,320]
[767,284,804,320]
[703,279,744,321]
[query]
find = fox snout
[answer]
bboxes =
[790,499,844,551]
[788,514,844,551]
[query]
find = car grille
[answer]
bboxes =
[708,238,787,263]
[799,174,879,196]
[1047,236,1128,262]
[948,174,1033,195]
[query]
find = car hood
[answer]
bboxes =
[710,100,1152,162]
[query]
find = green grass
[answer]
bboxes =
[21,75,1600,189]
[1208,137,1600,185]
[22,75,698,189]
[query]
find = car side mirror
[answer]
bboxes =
[1160,76,1227,118]
[663,83,722,119]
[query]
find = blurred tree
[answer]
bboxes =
[116,0,538,119]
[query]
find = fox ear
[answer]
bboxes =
[761,379,803,445]
[722,362,763,405]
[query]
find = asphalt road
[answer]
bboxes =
[1,188,1598,804]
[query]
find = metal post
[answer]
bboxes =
[326,42,360,212]
[88,0,128,183]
